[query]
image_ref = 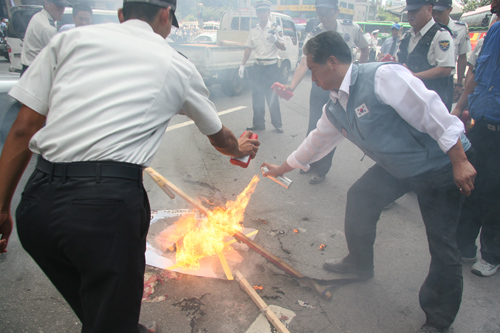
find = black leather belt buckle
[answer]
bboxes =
[486,123,500,132]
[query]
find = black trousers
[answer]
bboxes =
[16,159,151,333]
[457,123,500,264]
[250,63,282,129]
[307,83,336,176]
[344,149,473,329]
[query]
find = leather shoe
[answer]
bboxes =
[309,173,325,184]
[417,324,449,333]
[246,126,265,131]
[323,256,374,279]
[275,127,284,133]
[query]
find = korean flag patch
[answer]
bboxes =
[439,40,450,51]
[355,103,369,118]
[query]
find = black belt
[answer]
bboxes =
[36,157,143,182]
[477,121,500,132]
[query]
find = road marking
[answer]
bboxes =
[166,106,247,132]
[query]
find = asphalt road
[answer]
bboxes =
[0,58,499,333]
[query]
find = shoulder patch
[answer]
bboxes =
[310,26,322,37]
[344,33,351,42]
[439,40,451,51]
[452,30,458,38]
[342,19,353,25]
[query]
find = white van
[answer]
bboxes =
[6,6,118,72]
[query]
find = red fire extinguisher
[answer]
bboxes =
[230,131,258,168]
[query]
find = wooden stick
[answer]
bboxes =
[235,270,290,333]
[144,167,176,199]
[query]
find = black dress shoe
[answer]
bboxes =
[246,126,265,131]
[309,173,325,184]
[275,127,284,133]
[323,256,374,279]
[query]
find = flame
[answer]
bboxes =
[319,244,326,250]
[293,229,299,233]
[159,175,260,270]
[253,286,263,290]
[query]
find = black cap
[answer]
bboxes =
[315,0,339,9]
[433,0,452,11]
[403,0,433,11]
[123,0,178,27]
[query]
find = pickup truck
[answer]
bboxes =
[172,10,300,96]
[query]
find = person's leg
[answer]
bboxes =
[264,63,283,131]
[414,164,464,330]
[250,65,266,129]
[325,164,409,274]
[17,170,151,333]
[307,84,335,181]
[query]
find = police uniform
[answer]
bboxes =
[9,12,223,333]
[21,9,58,71]
[398,18,456,110]
[302,20,369,179]
[447,19,471,59]
[287,62,472,330]
[244,5,284,131]
[457,22,500,273]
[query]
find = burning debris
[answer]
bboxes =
[319,244,327,251]
[253,285,264,291]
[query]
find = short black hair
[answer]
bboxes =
[73,3,93,16]
[304,31,352,65]
[122,2,162,22]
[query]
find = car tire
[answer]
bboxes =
[279,61,291,84]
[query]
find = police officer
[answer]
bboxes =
[432,0,472,102]
[452,0,500,278]
[21,0,69,75]
[368,29,379,62]
[0,0,260,331]
[397,0,455,111]
[240,0,286,133]
[282,0,369,184]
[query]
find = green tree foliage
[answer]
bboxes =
[376,8,401,22]
[462,0,491,13]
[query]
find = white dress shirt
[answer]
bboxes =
[21,9,57,67]
[286,64,465,171]
[447,19,471,58]
[10,20,222,166]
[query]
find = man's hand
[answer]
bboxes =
[0,212,13,253]
[237,131,260,158]
[453,85,464,102]
[261,161,293,177]
[267,33,277,43]
[238,65,245,79]
[452,159,476,196]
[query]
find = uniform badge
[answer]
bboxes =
[344,33,351,42]
[452,31,458,38]
[341,127,348,138]
[355,103,369,118]
[439,40,450,51]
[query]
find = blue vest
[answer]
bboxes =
[468,21,500,124]
[325,63,466,179]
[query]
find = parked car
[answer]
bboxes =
[191,32,217,44]
[6,6,118,73]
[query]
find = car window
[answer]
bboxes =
[8,8,42,39]
[282,18,297,45]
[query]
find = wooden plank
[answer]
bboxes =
[235,270,290,333]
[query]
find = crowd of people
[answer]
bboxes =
[0,0,498,332]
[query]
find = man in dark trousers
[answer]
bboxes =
[397,0,455,111]
[263,31,476,333]
[0,0,259,331]
[452,0,500,278]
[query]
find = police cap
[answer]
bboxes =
[123,0,179,27]
[315,0,339,10]
[254,0,272,12]
[403,0,433,11]
[433,0,452,11]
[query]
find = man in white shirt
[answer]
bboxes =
[368,29,379,62]
[0,0,259,331]
[240,0,286,133]
[59,3,93,32]
[432,0,472,102]
[21,0,69,75]
[262,31,476,333]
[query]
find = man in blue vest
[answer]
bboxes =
[263,31,476,333]
[452,0,500,278]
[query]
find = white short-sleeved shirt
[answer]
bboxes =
[468,37,484,67]
[286,64,465,171]
[447,19,471,57]
[404,18,455,68]
[245,20,283,60]
[9,20,222,166]
[21,9,58,67]
[302,20,369,55]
